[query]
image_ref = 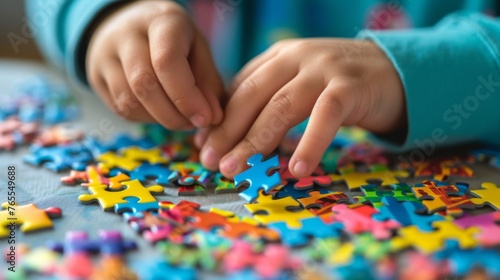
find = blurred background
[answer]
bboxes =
[1,0,42,60]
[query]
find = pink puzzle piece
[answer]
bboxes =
[279,158,331,189]
[331,204,400,239]
[455,212,500,247]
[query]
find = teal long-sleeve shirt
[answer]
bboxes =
[26,0,500,154]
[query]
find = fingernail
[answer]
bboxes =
[293,160,309,176]
[190,114,206,128]
[221,155,238,174]
[201,146,218,169]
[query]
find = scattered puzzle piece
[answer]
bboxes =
[48,230,137,255]
[24,143,93,171]
[330,164,409,190]
[391,220,479,254]
[269,216,344,247]
[0,202,62,237]
[235,154,282,202]
[411,157,474,181]
[129,163,176,186]
[61,165,130,190]
[354,183,420,208]
[297,190,350,215]
[34,123,83,146]
[455,212,500,246]
[412,180,475,217]
[78,179,164,211]
[279,157,332,189]
[372,197,444,231]
[137,259,196,280]
[245,191,314,227]
[331,204,400,239]
[272,183,331,200]
[470,182,500,210]
[114,197,160,214]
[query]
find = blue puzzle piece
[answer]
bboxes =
[372,197,443,231]
[114,197,160,214]
[135,259,196,280]
[129,163,176,185]
[273,183,331,200]
[435,241,500,276]
[23,143,93,172]
[332,255,375,280]
[234,154,281,202]
[269,217,343,247]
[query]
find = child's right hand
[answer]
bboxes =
[86,1,224,130]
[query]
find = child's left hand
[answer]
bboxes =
[197,39,406,178]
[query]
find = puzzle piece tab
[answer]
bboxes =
[61,165,130,190]
[0,202,62,237]
[78,179,164,211]
[279,157,331,189]
[235,154,281,202]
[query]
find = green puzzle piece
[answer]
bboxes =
[354,183,419,208]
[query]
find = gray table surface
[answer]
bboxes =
[1,60,500,279]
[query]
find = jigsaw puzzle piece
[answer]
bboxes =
[24,143,93,171]
[372,197,444,231]
[330,164,409,190]
[61,165,130,190]
[272,183,331,200]
[411,156,475,181]
[279,157,332,189]
[48,230,137,256]
[137,259,196,280]
[412,180,475,217]
[34,123,84,146]
[245,191,314,227]
[391,220,479,254]
[297,190,350,215]
[269,216,343,247]
[0,202,62,237]
[114,197,160,214]
[435,241,500,277]
[235,154,281,202]
[337,142,389,167]
[455,212,500,246]
[331,204,399,239]
[121,146,169,165]
[129,163,176,186]
[470,182,500,210]
[78,179,164,211]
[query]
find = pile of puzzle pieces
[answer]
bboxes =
[5,75,500,279]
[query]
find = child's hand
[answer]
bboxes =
[199,39,406,178]
[86,1,224,130]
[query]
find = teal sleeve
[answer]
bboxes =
[26,0,120,84]
[359,12,500,153]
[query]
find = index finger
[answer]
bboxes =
[148,15,213,128]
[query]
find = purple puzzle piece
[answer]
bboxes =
[48,230,137,256]
[455,212,500,246]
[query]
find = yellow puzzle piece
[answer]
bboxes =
[391,220,479,254]
[78,179,164,211]
[209,208,260,226]
[245,190,314,227]
[0,202,62,237]
[330,164,409,190]
[470,182,500,210]
[122,147,169,165]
